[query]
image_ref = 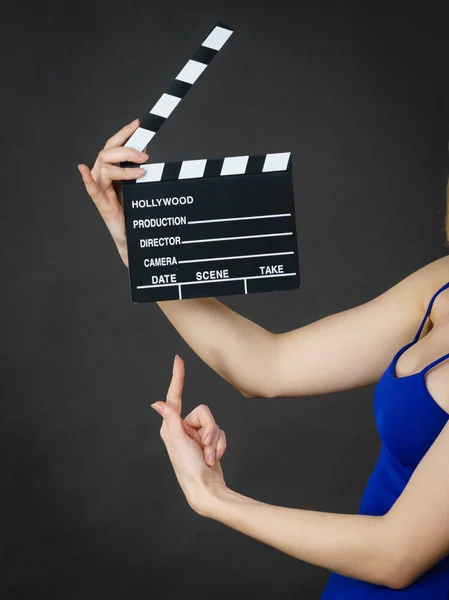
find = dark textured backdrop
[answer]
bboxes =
[1,1,448,598]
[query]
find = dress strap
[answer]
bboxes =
[415,280,449,375]
[412,280,449,344]
[421,352,449,376]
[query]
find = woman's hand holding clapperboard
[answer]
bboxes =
[77,118,147,268]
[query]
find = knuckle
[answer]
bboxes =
[98,166,109,180]
[133,149,145,160]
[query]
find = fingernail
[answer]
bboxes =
[208,452,215,466]
[139,152,148,158]
[204,433,212,446]
[132,118,140,124]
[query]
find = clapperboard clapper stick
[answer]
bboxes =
[121,22,301,303]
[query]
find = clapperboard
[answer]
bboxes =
[122,22,301,303]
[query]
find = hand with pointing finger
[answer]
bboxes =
[151,355,228,515]
[77,118,148,267]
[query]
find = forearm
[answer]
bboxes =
[157,298,277,398]
[201,486,398,587]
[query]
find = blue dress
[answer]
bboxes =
[321,281,449,598]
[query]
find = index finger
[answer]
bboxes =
[166,355,184,414]
[103,118,141,150]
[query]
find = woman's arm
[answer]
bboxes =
[195,419,449,590]
[156,297,276,398]
[79,119,446,399]
[153,356,449,590]
[156,256,447,399]
[199,487,394,586]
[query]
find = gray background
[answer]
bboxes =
[1,1,448,598]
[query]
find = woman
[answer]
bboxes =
[78,118,449,598]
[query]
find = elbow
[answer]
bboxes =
[374,516,422,590]
[240,388,258,398]
[239,388,269,399]
[380,554,419,590]
[238,377,278,400]
[383,572,417,591]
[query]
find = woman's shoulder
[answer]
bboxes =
[413,255,449,320]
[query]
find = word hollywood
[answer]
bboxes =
[131,196,194,208]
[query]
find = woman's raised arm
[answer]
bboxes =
[79,119,444,400]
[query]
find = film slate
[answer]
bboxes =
[121,22,301,303]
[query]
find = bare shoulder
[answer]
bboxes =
[383,254,449,315]
[416,255,449,318]
[418,254,449,284]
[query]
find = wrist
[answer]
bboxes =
[192,481,229,517]
[193,482,243,519]
[116,241,128,267]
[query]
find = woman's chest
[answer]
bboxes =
[393,295,449,416]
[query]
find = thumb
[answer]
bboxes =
[151,402,185,438]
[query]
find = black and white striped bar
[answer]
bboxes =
[124,22,233,153]
[122,152,292,184]
[122,152,301,303]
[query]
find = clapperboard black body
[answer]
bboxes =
[121,22,301,303]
